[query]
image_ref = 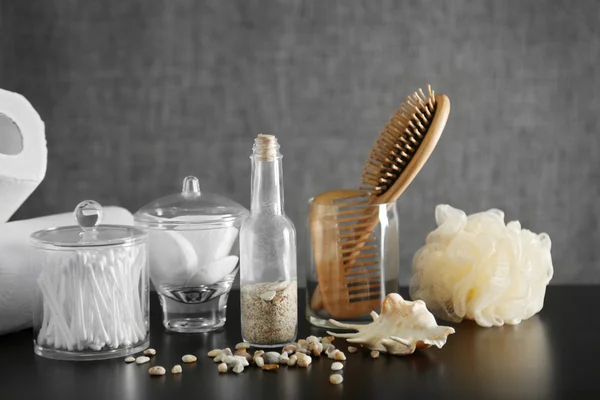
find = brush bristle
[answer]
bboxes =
[360,85,437,197]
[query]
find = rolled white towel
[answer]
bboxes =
[0,206,133,335]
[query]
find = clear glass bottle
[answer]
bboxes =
[240,134,298,347]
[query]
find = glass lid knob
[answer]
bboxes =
[182,176,201,197]
[74,200,103,234]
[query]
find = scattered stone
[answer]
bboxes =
[171,365,182,374]
[221,355,235,365]
[253,350,265,358]
[262,364,279,371]
[279,353,289,364]
[255,356,265,368]
[330,374,343,385]
[306,336,319,345]
[321,336,335,344]
[135,356,150,365]
[296,347,310,355]
[262,352,280,364]
[309,341,323,357]
[321,343,333,353]
[232,363,244,374]
[148,366,166,376]
[325,345,336,357]
[143,348,156,356]
[235,342,251,350]
[297,357,312,367]
[370,350,380,359]
[331,362,344,371]
[235,350,253,363]
[182,354,197,363]
[347,346,358,354]
[298,339,308,347]
[208,349,222,358]
[328,350,346,360]
[218,363,228,373]
[233,356,249,367]
[287,355,297,367]
[124,356,135,363]
[222,348,233,356]
[214,354,224,363]
[283,344,296,354]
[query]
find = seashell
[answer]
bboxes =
[327,293,455,356]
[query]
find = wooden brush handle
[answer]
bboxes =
[345,95,451,273]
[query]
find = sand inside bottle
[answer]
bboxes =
[241,280,298,347]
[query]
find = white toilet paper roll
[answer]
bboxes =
[0,88,47,223]
[0,206,133,335]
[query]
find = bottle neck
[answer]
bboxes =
[250,155,284,215]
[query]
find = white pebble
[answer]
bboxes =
[329,350,346,361]
[135,356,150,365]
[260,290,276,301]
[331,362,344,371]
[221,355,235,365]
[235,342,251,350]
[254,350,265,358]
[218,362,228,373]
[371,350,380,359]
[233,355,249,367]
[171,365,182,374]
[208,349,222,358]
[143,348,156,356]
[309,341,323,356]
[262,352,280,364]
[124,356,135,363]
[214,354,224,363]
[325,345,336,356]
[255,356,265,368]
[232,363,244,374]
[330,374,343,384]
[348,346,358,353]
[287,355,297,367]
[182,354,197,363]
[279,353,289,364]
[222,348,233,356]
[148,366,166,376]
[297,355,312,367]
[306,335,319,344]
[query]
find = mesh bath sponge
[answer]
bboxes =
[410,205,553,327]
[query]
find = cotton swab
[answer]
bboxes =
[35,244,147,353]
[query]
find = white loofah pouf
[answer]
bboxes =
[410,205,553,327]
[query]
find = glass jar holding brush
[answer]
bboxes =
[306,191,400,328]
[240,134,298,348]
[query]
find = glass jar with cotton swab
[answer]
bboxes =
[30,200,149,360]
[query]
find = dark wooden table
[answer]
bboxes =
[0,287,596,399]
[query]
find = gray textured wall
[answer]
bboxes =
[2,0,599,284]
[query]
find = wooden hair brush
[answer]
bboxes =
[311,85,450,319]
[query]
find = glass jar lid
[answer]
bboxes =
[134,176,249,229]
[30,200,147,248]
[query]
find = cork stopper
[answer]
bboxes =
[253,134,281,161]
